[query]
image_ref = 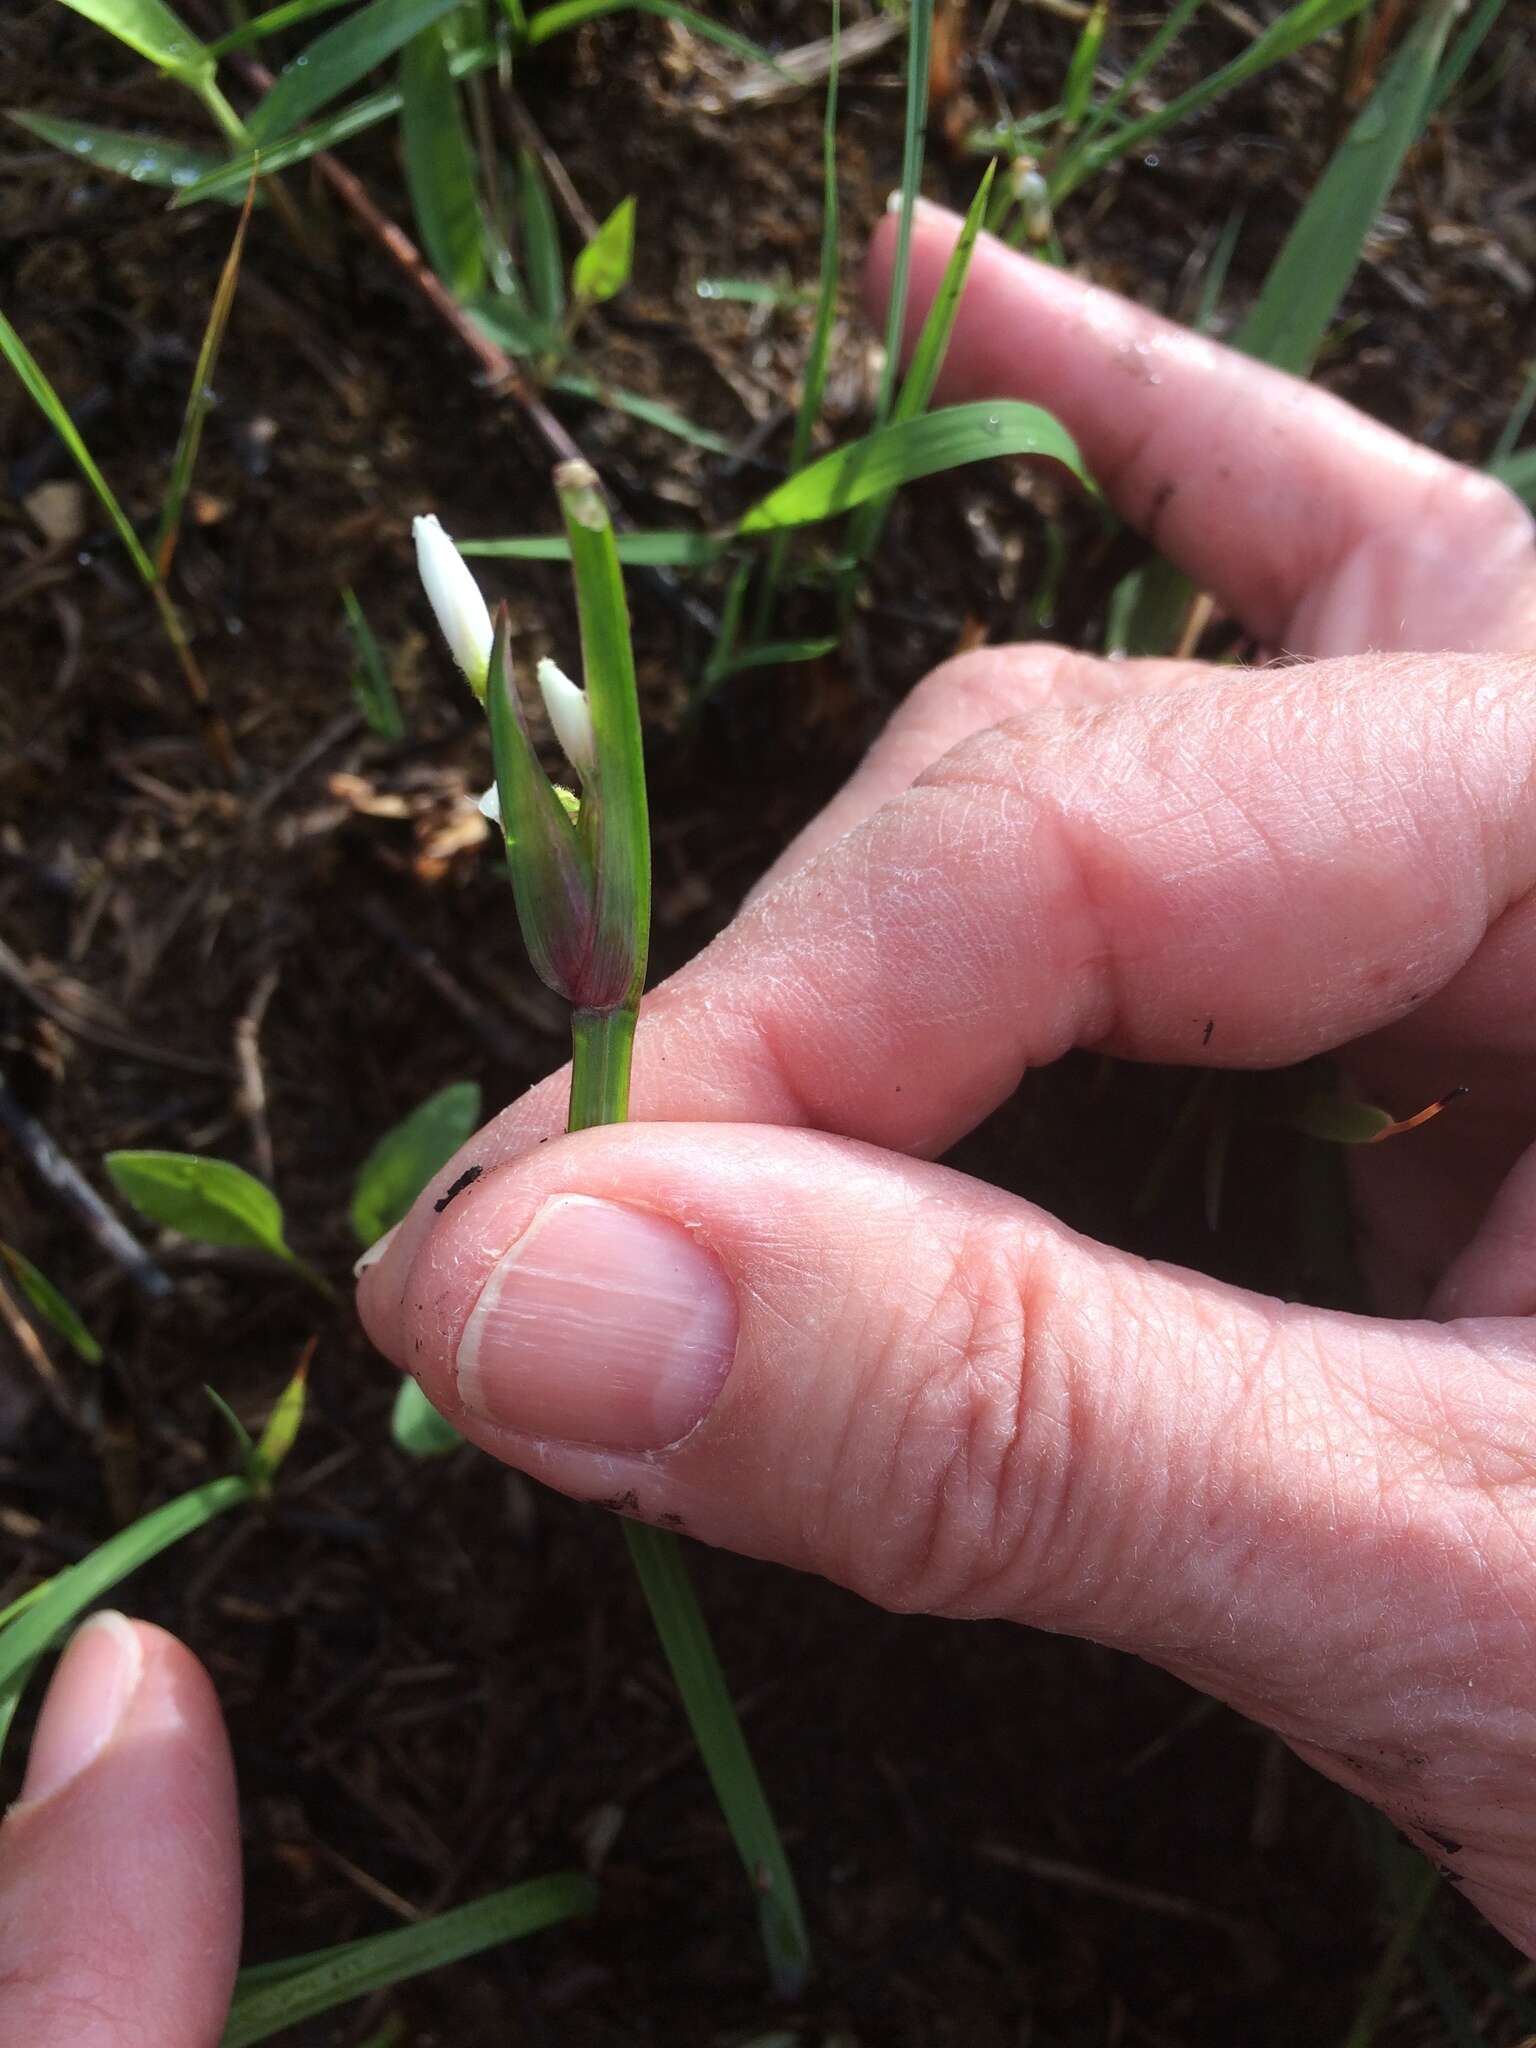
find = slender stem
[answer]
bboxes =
[565,1003,811,1996]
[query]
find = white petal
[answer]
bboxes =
[537,657,596,781]
[476,781,502,824]
[413,513,493,695]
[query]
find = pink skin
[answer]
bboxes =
[11,210,1536,2039]
[0,1617,240,2045]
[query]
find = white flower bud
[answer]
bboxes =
[413,513,493,696]
[537,657,596,782]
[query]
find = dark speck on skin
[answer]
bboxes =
[434,1164,483,1211]
[1202,1019,1215,1046]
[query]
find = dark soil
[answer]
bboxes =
[3,2,1536,2041]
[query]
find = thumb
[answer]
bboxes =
[359,1119,1529,1734]
[0,1613,242,2047]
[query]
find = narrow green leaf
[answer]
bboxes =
[709,635,839,681]
[6,112,229,195]
[842,161,996,576]
[391,1376,464,1456]
[245,0,463,146]
[572,195,635,305]
[1490,357,1536,468]
[104,1150,296,1262]
[0,310,155,586]
[1056,0,1373,201]
[516,147,565,327]
[0,1244,103,1365]
[875,0,933,427]
[558,465,649,1014]
[1431,0,1507,113]
[350,1081,482,1244]
[625,1524,810,1997]
[469,294,559,358]
[1492,445,1536,506]
[1055,0,1203,170]
[402,21,486,299]
[702,555,751,689]
[1412,1937,1490,2048]
[208,0,355,56]
[552,371,733,454]
[462,529,725,565]
[525,0,771,66]
[204,1384,256,1466]
[0,1475,251,1759]
[738,401,1090,535]
[54,0,213,79]
[219,1875,598,2046]
[342,585,405,738]
[251,1356,308,1486]
[1062,0,1107,126]
[156,180,253,577]
[1235,0,1456,377]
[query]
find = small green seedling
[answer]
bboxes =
[104,1149,334,1300]
[0,1243,103,1365]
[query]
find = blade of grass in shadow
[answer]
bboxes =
[839,159,996,602]
[552,370,734,453]
[219,1876,599,2046]
[739,403,1088,535]
[402,18,486,298]
[156,177,254,577]
[1431,0,1507,112]
[753,0,840,639]
[1412,1937,1491,2048]
[1338,1855,1440,2048]
[1120,0,1461,654]
[1490,356,1536,468]
[208,0,355,56]
[245,0,463,147]
[342,585,406,736]
[873,0,932,430]
[5,111,229,196]
[1054,0,1374,203]
[54,0,257,155]
[517,145,566,331]
[1052,0,1203,178]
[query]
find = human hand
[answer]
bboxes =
[355,207,1536,1961]
[0,1612,241,2044]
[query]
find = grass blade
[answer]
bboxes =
[841,160,996,579]
[552,370,734,453]
[1490,357,1536,468]
[1056,0,1373,201]
[0,1244,103,1365]
[738,400,1090,534]
[517,146,566,328]
[462,529,724,564]
[155,178,253,577]
[0,309,154,585]
[209,0,356,55]
[6,111,228,195]
[1235,0,1457,376]
[1055,0,1203,171]
[1412,1936,1491,2048]
[220,1875,598,2045]
[754,0,839,637]
[1061,0,1108,126]
[342,585,406,736]
[1431,0,1507,112]
[874,0,933,429]
[1338,1855,1440,2048]
[0,1475,252,1757]
[402,20,486,298]
[245,0,463,146]
[624,1525,811,1995]
[525,0,771,65]
[54,0,213,79]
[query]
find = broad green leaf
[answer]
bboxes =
[251,1356,309,1486]
[391,1376,463,1456]
[461,529,724,565]
[0,310,154,585]
[55,0,212,78]
[104,1150,295,1261]
[1236,0,1457,377]
[0,1244,103,1365]
[245,0,463,146]
[516,148,565,328]
[220,1875,598,2045]
[552,371,733,453]
[157,180,253,577]
[402,21,486,298]
[349,1080,482,1244]
[525,0,770,65]
[572,195,635,305]
[0,1474,251,1758]
[5,112,228,195]
[738,401,1090,534]
[342,585,405,738]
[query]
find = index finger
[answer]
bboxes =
[864,206,1536,657]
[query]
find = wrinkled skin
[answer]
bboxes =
[9,208,1536,2041]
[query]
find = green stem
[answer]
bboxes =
[566,1003,811,1996]
[1339,1856,1440,2048]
